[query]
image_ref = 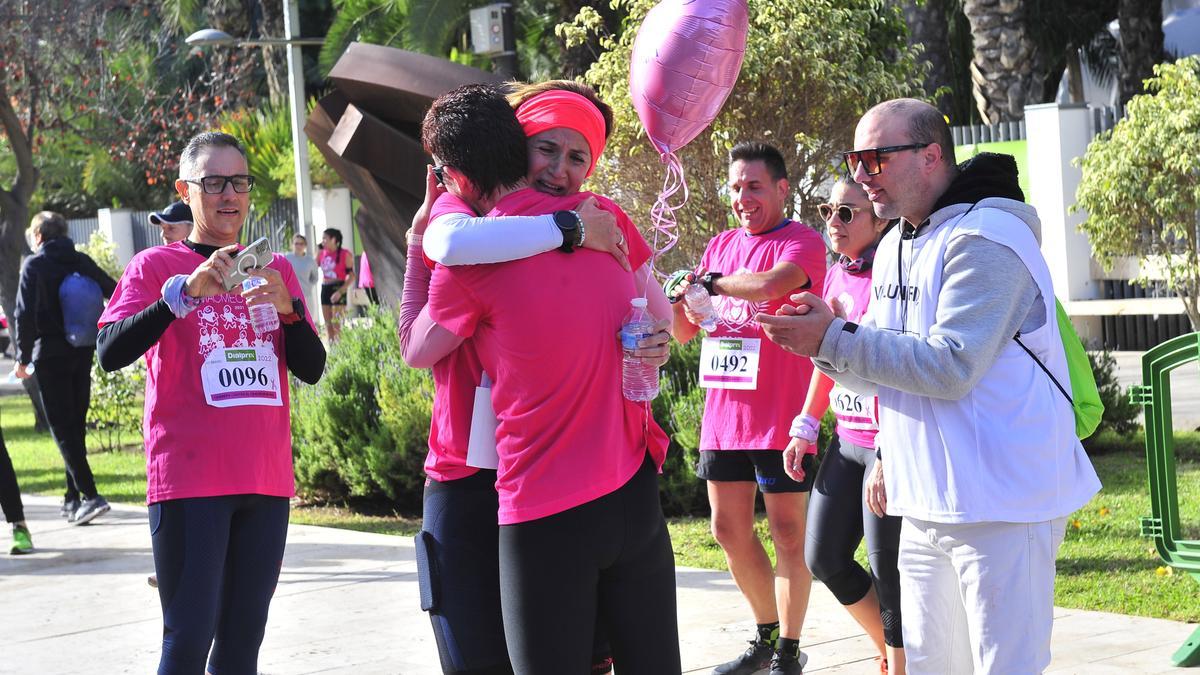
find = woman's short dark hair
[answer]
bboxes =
[421,84,528,196]
[323,228,343,249]
[179,131,246,179]
[729,141,788,182]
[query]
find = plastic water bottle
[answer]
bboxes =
[684,281,718,331]
[242,277,280,334]
[620,297,659,402]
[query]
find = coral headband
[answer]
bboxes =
[515,90,607,178]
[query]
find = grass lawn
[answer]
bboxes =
[4,392,1199,621]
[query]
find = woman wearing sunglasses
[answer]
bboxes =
[783,178,904,675]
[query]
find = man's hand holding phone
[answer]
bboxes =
[184,244,241,300]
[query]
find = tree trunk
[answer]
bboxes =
[1066,47,1086,103]
[256,0,290,107]
[1118,0,1163,106]
[963,0,1037,123]
[898,0,956,119]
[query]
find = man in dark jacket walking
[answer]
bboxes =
[12,211,117,525]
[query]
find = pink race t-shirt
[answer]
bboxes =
[699,220,828,451]
[421,190,656,488]
[98,241,311,504]
[318,247,352,283]
[822,264,879,448]
[426,188,666,524]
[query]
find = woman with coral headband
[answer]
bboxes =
[399,82,674,674]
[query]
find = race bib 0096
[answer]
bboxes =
[200,347,283,408]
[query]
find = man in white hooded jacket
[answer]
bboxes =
[758,98,1101,674]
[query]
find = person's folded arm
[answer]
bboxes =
[815,236,1041,400]
[423,212,562,266]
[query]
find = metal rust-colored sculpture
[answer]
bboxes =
[305,43,503,303]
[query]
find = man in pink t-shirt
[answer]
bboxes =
[94,131,326,674]
[669,142,827,675]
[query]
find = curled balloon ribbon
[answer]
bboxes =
[644,152,687,287]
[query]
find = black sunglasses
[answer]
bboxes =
[818,203,866,224]
[183,174,255,194]
[841,143,932,176]
[432,165,446,186]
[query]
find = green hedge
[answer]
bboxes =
[291,306,431,509]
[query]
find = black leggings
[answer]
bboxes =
[420,471,514,673]
[498,457,680,675]
[805,436,904,647]
[0,424,25,523]
[150,494,289,674]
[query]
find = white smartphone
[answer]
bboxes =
[224,237,273,290]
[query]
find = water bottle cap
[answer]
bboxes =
[241,276,264,291]
[630,297,648,308]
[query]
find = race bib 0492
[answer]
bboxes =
[200,347,283,408]
[699,337,761,390]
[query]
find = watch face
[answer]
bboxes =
[554,210,578,230]
[291,298,305,319]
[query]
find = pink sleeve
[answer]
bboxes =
[98,251,159,325]
[427,265,482,338]
[399,244,467,368]
[780,227,828,292]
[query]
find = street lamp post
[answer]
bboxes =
[184,1,323,242]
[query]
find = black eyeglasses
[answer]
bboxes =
[818,203,866,224]
[183,175,255,194]
[841,143,932,176]
[432,165,446,186]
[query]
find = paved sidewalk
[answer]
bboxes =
[1,495,1195,674]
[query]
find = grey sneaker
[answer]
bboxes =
[61,498,80,520]
[768,649,807,675]
[73,496,110,525]
[713,638,774,675]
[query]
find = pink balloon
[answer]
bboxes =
[629,0,749,156]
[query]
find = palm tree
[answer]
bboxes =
[961,0,1038,123]
[896,0,956,118]
[1118,0,1164,106]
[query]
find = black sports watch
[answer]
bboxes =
[553,210,584,252]
[701,272,723,296]
[280,297,306,325]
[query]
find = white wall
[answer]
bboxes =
[1025,102,1103,342]
[98,208,136,269]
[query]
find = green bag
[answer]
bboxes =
[1013,299,1105,439]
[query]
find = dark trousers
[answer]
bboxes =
[34,347,98,500]
[0,425,25,523]
[151,495,289,674]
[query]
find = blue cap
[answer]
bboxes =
[148,201,193,226]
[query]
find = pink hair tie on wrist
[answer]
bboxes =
[515,90,607,178]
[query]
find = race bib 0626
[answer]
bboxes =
[200,347,283,408]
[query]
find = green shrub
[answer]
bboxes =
[1088,349,1142,438]
[654,339,707,516]
[291,306,431,508]
[87,357,144,452]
